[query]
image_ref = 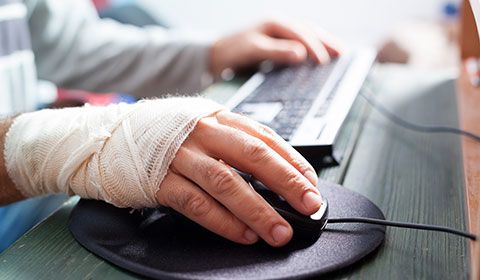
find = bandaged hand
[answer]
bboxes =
[158,111,321,247]
[5,98,321,247]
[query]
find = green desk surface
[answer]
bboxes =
[0,65,469,279]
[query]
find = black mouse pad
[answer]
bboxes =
[69,181,385,279]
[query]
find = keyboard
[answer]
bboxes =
[226,49,376,168]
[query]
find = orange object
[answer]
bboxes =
[458,1,480,278]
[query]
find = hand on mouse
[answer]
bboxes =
[156,110,322,247]
[209,18,342,77]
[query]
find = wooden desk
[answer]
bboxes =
[0,65,470,279]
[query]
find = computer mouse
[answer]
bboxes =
[140,170,329,240]
[239,171,329,239]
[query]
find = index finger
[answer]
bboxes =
[261,20,331,64]
[195,118,323,216]
[215,111,318,186]
[315,27,344,57]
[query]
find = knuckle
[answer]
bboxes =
[285,171,309,192]
[243,138,270,163]
[206,165,238,197]
[156,190,168,207]
[249,40,265,56]
[215,110,230,120]
[259,128,281,149]
[230,111,249,122]
[182,192,211,218]
[216,215,240,237]
[247,204,273,224]
[258,124,277,139]
[291,157,312,174]
[171,148,188,169]
[175,146,188,157]
[262,19,280,30]
[196,117,209,128]
[193,117,214,134]
[156,173,175,206]
[260,21,273,31]
[165,192,179,208]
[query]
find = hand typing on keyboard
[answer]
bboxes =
[156,110,322,247]
[209,18,342,78]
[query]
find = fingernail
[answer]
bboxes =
[304,170,318,185]
[289,51,303,62]
[243,229,259,243]
[271,224,291,244]
[303,191,323,212]
[317,53,331,65]
[290,47,307,61]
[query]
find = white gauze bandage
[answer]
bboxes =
[4,97,224,208]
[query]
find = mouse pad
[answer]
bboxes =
[69,181,385,279]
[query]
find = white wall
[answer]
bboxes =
[139,0,455,47]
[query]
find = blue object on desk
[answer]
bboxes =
[0,195,67,252]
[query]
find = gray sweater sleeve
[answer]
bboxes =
[26,0,213,97]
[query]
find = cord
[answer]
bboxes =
[328,217,477,240]
[359,87,480,143]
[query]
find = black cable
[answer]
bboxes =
[359,87,480,143]
[328,217,477,240]
[347,89,479,240]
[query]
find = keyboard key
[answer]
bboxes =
[233,59,342,140]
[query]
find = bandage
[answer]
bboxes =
[4,97,224,208]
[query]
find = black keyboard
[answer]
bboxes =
[227,50,376,168]
[232,59,341,140]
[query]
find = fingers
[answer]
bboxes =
[261,20,339,64]
[156,171,259,245]
[255,37,307,64]
[172,147,293,247]
[215,111,318,186]
[194,118,322,217]
[315,28,344,57]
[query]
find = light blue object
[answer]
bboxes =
[110,0,136,6]
[0,195,67,252]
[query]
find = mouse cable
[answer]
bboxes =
[327,217,477,240]
[358,87,480,143]
[346,88,478,240]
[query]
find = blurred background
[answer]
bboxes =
[46,0,461,107]
[137,0,460,67]
[138,0,455,49]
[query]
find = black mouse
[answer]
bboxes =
[140,170,329,240]
[240,171,329,239]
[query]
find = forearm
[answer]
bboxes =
[0,117,24,205]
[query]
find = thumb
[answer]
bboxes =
[256,37,307,64]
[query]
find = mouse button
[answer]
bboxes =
[274,207,322,230]
[279,214,320,236]
[310,199,328,221]
[290,218,323,238]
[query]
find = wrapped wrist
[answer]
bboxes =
[4,97,224,208]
